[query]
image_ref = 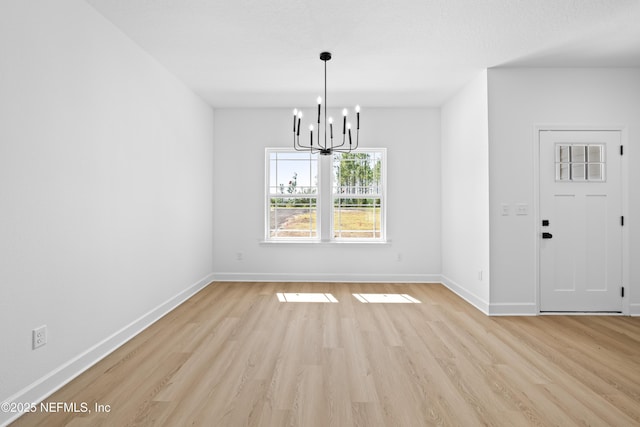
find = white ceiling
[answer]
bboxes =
[85,0,640,108]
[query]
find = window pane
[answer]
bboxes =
[269,153,317,195]
[571,145,586,162]
[556,163,570,181]
[557,145,570,162]
[333,152,382,195]
[572,163,586,180]
[269,197,317,238]
[587,163,605,181]
[587,145,603,162]
[333,198,381,239]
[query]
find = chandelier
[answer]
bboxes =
[292,52,360,155]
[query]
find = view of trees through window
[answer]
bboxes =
[333,152,383,238]
[267,150,384,240]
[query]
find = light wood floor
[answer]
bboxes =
[12,282,640,426]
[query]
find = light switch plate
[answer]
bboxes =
[516,203,528,216]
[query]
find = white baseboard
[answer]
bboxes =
[0,273,214,427]
[630,304,640,316]
[488,302,538,316]
[212,272,441,283]
[440,275,490,315]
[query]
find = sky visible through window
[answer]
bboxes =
[269,152,317,194]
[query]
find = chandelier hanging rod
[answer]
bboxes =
[292,52,360,155]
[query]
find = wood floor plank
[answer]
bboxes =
[340,317,379,404]
[321,348,354,427]
[10,282,640,427]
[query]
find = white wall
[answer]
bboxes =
[212,108,441,282]
[441,71,490,312]
[0,0,214,416]
[487,68,640,314]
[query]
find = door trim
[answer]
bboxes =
[533,124,629,315]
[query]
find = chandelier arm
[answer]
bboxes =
[329,133,345,150]
[294,133,305,150]
[293,114,306,151]
[294,121,316,151]
[294,130,315,152]
[331,128,359,153]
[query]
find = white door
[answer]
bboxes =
[539,130,623,312]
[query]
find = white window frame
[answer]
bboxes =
[265,147,386,243]
[265,148,320,241]
[331,149,387,242]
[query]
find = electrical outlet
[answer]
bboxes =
[33,325,47,349]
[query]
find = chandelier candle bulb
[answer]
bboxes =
[329,117,333,139]
[348,123,352,145]
[317,97,322,123]
[355,105,360,129]
[309,124,313,145]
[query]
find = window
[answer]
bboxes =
[555,144,605,182]
[333,152,384,239]
[266,148,386,242]
[267,151,318,239]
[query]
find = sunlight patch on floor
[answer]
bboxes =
[276,293,339,303]
[352,293,421,303]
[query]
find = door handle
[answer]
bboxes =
[542,232,553,239]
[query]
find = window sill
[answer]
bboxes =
[259,239,391,247]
